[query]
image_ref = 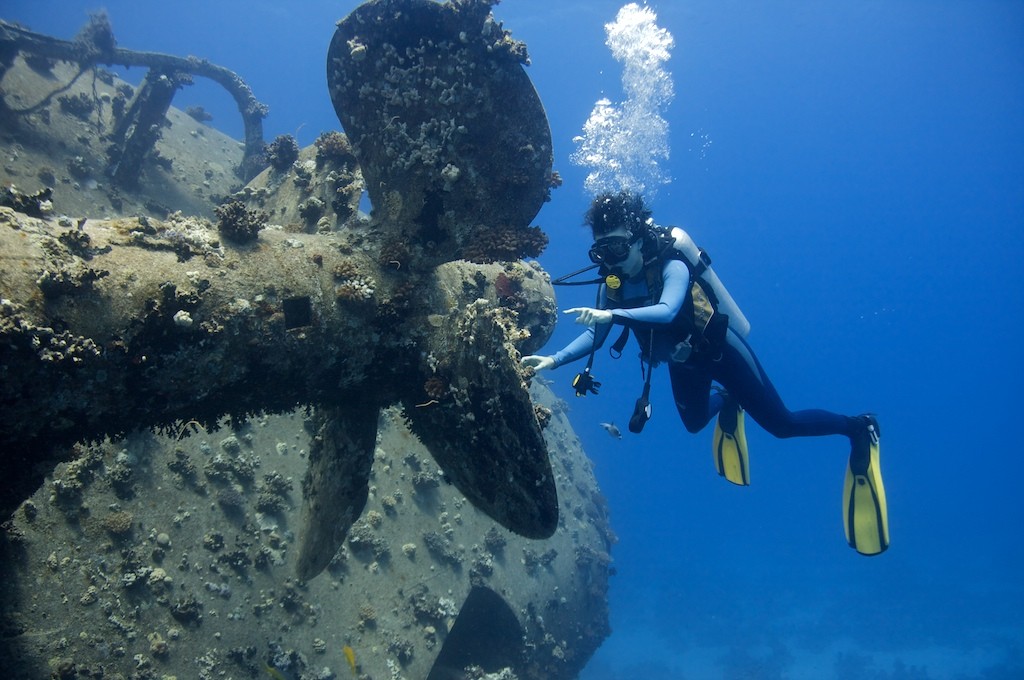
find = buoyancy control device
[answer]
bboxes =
[666,226,749,338]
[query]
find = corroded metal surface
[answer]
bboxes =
[0,385,612,680]
[0,2,613,677]
[0,209,557,541]
[295,400,381,581]
[328,0,554,249]
[405,298,558,540]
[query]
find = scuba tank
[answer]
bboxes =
[668,226,751,338]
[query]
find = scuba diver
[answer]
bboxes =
[521,191,889,555]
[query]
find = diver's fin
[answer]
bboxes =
[713,397,750,486]
[843,415,889,555]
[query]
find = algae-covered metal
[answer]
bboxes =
[328,0,555,246]
[0,1,613,677]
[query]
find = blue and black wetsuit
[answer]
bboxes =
[553,258,859,441]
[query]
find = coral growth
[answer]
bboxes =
[483,526,507,553]
[460,224,548,263]
[36,264,109,298]
[101,510,134,536]
[214,198,267,244]
[332,260,376,304]
[492,270,531,317]
[422,530,462,567]
[314,131,353,167]
[58,92,95,121]
[1,186,53,217]
[185,106,213,123]
[358,604,378,628]
[348,520,390,559]
[0,297,102,365]
[265,135,300,172]
[73,11,117,59]
[66,155,92,180]
[255,471,293,514]
[534,404,552,429]
[423,376,447,401]
[378,237,412,271]
[493,272,519,300]
[298,197,325,223]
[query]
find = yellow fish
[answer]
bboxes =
[264,664,286,680]
[343,645,357,674]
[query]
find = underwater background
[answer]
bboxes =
[3,1,1022,678]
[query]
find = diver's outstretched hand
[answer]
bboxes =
[521,355,555,371]
[564,307,613,326]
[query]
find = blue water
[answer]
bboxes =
[4,1,1022,677]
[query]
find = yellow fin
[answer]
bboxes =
[843,415,889,555]
[343,645,357,674]
[713,401,750,486]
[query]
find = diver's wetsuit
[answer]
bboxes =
[552,258,858,440]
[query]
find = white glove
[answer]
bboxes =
[521,355,555,371]
[564,307,613,326]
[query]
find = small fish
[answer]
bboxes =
[264,664,286,680]
[343,645,357,674]
[599,422,622,439]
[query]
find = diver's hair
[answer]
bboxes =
[584,191,652,238]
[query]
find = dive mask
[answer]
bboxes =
[588,234,639,266]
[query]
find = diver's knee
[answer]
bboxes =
[683,420,704,434]
[762,421,799,439]
[676,407,705,434]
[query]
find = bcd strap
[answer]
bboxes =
[610,326,630,358]
[693,248,712,278]
[628,328,655,433]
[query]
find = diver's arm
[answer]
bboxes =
[610,259,689,326]
[536,288,614,369]
[522,327,603,370]
[550,327,598,367]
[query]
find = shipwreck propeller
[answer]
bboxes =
[326,0,554,248]
[0,0,560,585]
[294,260,558,581]
[296,0,559,579]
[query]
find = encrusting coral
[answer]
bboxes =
[213,198,267,244]
[265,134,300,172]
[314,130,353,167]
[460,223,549,263]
